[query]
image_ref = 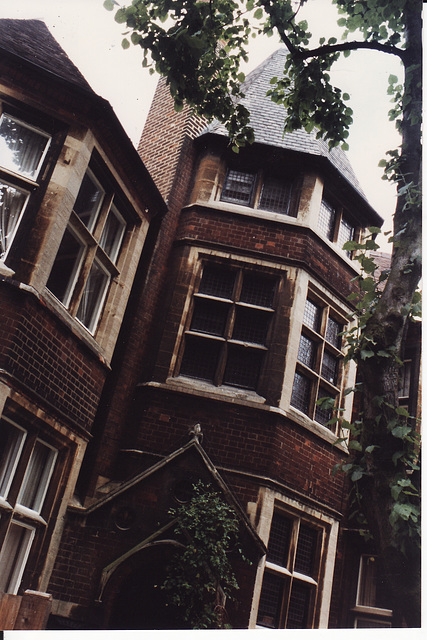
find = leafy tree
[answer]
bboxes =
[104,0,421,627]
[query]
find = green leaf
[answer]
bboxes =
[348,440,362,451]
[103,0,116,10]
[253,7,263,20]
[391,425,412,439]
[360,349,375,360]
[351,469,364,482]
[121,38,130,49]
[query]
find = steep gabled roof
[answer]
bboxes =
[0,19,93,92]
[206,48,368,204]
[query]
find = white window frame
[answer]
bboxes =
[0,520,36,595]
[0,112,51,263]
[75,256,111,334]
[0,417,58,595]
[0,113,51,181]
[354,554,393,620]
[0,417,27,501]
[0,177,31,262]
[17,438,57,515]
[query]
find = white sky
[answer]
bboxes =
[0,0,403,247]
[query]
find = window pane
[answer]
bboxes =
[223,345,263,389]
[240,273,276,307]
[0,419,26,499]
[290,372,311,414]
[326,317,342,348]
[0,181,29,260]
[76,259,109,332]
[0,522,35,594]
[303,299,321,333]
[294,525,317,576]
[267,513,292,567]
[297,335,316,369]
[18,440,56,512]
[180,335,221,382]
[0,114,49,180]
[233,307,270,344]
[314,391,334,427]
[46,228,85,304]
[99,206,126,263]
[190,298,229,336]
[398,361,411,398]
[257,571,284,628]
[199,264,236,299]
[338,216,354,253]
[286,581,311,628]
[321,351,338,385]
[259,176,293,215]
[318,199,336,240]
[221,169,255,205]
[73,170,104,231]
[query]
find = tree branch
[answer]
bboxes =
[296,39,406,61]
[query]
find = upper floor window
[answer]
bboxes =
[177,263,277,391]
[46,165,127,334]
[0,417,57,594]
[318,197,355,257]
[0,113,51,261]
[221,169,295,216]
[257,510,325,628]
[290,295,345,430]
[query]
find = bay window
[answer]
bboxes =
[0,112,51,261]
[290,295,345,430]
[178,263,277,391]
[46,165,127,334]
[0,417,57,595]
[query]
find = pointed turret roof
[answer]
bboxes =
[206,48,370,206]
[0,19,93,92]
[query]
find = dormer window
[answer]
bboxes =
[221,168,295,216]
[319,196,356,257]
[0,112,51,262]
[221,169,255,206]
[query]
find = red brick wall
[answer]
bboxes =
[126,386,348,514]
[0,281,106,433]
[176,206,358,302]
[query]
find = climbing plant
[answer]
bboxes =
[161,481,248,629]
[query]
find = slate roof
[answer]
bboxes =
[0,19,93,93]
[205,48,367,202]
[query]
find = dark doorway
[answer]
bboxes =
[108,544,187,630]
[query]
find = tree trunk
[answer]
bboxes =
[353,0,422,627]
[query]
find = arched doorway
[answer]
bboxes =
[106,542,187,630]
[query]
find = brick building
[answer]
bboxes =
[0,21,418,631]
[0,19,166,629]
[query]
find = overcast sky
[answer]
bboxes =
[0,0,403,247]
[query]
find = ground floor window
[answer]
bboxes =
[352,554,393,627]
[257,510,325,628]
[0,416,57,594]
